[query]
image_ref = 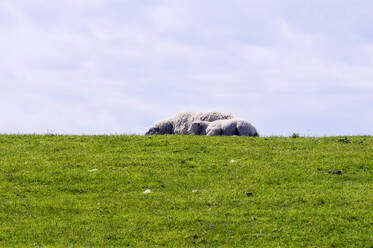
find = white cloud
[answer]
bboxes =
[151,3,190,31]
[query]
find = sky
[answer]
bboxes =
[1,0,372,136]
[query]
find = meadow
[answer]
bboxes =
[0,135,372,247]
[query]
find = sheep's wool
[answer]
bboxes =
[190,119,259,137]
[146,111,234,135]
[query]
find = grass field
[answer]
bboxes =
[0,135,372,247]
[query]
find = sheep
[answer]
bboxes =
[189,119,259,137]
[145,111,234,135]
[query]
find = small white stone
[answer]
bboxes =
[192,190,198,193]
[230,160,236,163]
[88,168,98,172]
[143,189,152,194]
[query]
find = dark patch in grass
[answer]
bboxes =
[330,170,343,175]
[338,137,350,143]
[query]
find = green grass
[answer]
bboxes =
[0,135,372,247]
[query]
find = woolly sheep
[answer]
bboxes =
[189,119,259,137]
[145,111,234,135]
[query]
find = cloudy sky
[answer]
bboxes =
[1,0,372,136]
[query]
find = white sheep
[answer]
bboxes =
[189,119,259,137]
[145,111,234,135]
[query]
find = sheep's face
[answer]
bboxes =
[189,121,208,135]
[189,122,202,135]
[145,122,174,135]
[145,127,160,135]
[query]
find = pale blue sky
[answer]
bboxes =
[1,0,372,136]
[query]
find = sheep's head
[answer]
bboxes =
[145,127,160,135]
[189,121,209,135]
[145,122,174,135]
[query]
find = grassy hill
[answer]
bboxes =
[0,135,372,247]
